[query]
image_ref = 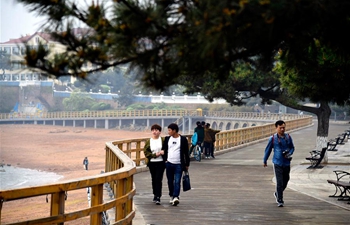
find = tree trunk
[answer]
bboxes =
[315,101,331,163]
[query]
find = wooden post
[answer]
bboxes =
[115,179,126,221]
[136,141,141,166]
[0,198,3,224]
[50,191,65,225]
[90,184,103,225]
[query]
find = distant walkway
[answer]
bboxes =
[133,122,350,225]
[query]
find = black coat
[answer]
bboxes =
[162,135,190,170]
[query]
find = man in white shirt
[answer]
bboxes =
[162,123,190,206]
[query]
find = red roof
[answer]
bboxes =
[0,28,92,45]
[0,32,53,44]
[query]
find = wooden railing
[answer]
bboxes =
[0,116,312,224]
[215,117,313,150]
[112,116,313,167]
[0,141,136,225]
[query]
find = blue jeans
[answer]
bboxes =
[166,162,183,198]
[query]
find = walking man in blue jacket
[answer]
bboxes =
[263,120,295,207]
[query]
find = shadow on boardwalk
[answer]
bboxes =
[133,122,350,225]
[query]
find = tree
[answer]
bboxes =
[17,0,350,148]
[62,92,95,111]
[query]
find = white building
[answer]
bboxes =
[0,32,65,82]
[0,28,91,84]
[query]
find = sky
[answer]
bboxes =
[0,0,104,43]
[0,0,45,42]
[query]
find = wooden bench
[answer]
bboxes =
[327,170,350,203]
[305,147,327,169]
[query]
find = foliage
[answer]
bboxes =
[62,91,111,111]
[203,103,254,113]
[73,67,129,93]
[125,102,185,111]
[91,102,111,110]
[16,0,350,127]
[99,84,110,93]
[113,85,135,107]
[276,39,350,105]
[63,92,93,111]
[329,104,350,117]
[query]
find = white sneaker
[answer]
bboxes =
[172,197,179,206]
[169,197,173,204]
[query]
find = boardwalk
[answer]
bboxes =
[133,122,350,225]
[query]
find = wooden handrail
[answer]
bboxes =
[0,140,136,225]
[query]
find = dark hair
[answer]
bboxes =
[151,124,162,132]
[168,123,179,132]
[196,121,201,126]
[275,120,285,127]
[206,123,210,127]
[201,121,206,126]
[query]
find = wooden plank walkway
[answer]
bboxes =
[133,122,350,225]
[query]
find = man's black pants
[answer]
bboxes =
[273,164,290,202]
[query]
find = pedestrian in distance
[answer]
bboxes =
[162,123,190,206]
[83,157,89,170]
[263,120,295,207]
[189,121,205,155]
[143,124,165,205]
[204,123,220,158]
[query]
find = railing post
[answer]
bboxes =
[50,191,65,225]
[90,184,103,225]
[116,179,126,222]
[0,198,3,224]
[135,141,141,166]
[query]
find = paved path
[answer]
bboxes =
[133,122,350,225]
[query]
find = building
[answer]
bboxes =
[0,32,67,82]
[0,28,92,83]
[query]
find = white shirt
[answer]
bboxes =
[167,136,181,164]
[150,137,163,162]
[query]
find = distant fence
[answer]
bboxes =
[0,109,202,120]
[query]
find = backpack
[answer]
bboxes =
[191,132,198,145]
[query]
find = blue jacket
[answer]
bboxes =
[263,133,295,166]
